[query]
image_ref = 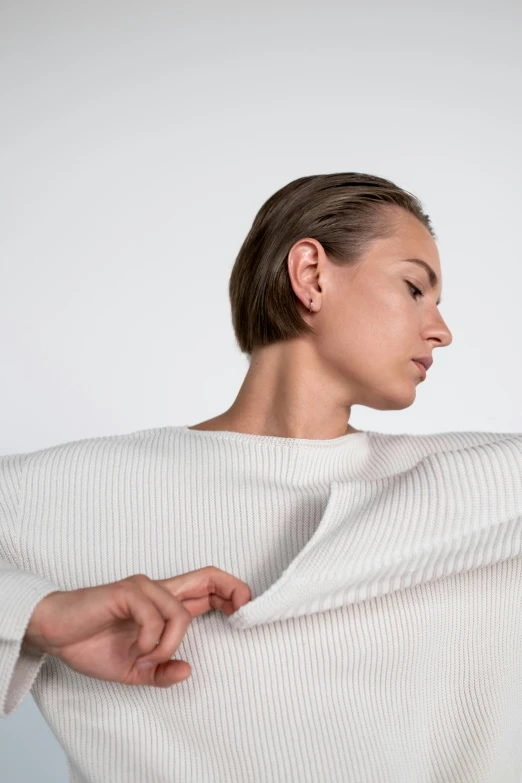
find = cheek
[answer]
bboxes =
[345,295,407,348]
[367,292,416,342]
[318,287,414,362]
[333,307,415,376]
[318,305,381,367]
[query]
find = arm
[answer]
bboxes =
[1,453,252,705]
[0,453,61,717]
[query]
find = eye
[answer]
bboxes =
[406,281,424,300]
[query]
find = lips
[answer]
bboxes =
[412,356,433,371]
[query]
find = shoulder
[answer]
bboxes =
[368,428,521,454]
[365,429,522,476]
[20,424,178,463]
[1,426,186,488]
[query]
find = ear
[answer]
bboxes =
[287,237,327,314]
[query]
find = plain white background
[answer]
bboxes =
[1,1,521,780]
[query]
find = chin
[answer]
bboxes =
[359,385,417,412]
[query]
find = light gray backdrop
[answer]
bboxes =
[1,0,521,780]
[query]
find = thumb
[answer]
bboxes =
[136,658,192,688]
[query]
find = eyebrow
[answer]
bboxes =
[402,258,443,306]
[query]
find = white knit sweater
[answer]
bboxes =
[2,425,522,783]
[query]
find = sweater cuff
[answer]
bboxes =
[0,567,61,716]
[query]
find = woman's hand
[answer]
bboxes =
[23,566,251,688]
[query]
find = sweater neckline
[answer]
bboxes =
[176,425,370,449]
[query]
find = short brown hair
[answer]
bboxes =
[228,172,436,357]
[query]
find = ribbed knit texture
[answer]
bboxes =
[2,425,522,783]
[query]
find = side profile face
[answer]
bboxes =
[287,207,452,411]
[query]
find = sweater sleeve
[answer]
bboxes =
[0,453,62,717]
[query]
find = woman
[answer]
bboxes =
[1,173,522,783]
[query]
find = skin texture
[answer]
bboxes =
[190,207,452,440]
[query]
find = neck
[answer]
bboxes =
[190,342,359,440]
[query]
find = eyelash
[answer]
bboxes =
[406,281,424,300]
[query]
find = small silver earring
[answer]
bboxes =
[309,299,313,313]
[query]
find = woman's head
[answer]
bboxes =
[228,172,452,412]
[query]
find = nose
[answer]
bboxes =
[424,312,453,349]
[439,317,453,348]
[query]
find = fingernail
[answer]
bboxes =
[137,659,154,670]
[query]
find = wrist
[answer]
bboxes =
[23,591,62,652]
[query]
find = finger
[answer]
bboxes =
[115,581,167,657]
[207,593,237,616]
[154,659,191,687]
[181,593,237,616]
[135,658,192,688]
[135,579,192,664]
[158,566,252,616]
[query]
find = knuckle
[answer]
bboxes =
[113,576,146,598]
[203,565,222,587]
[113,579,132,596]
[130,573,150,585]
